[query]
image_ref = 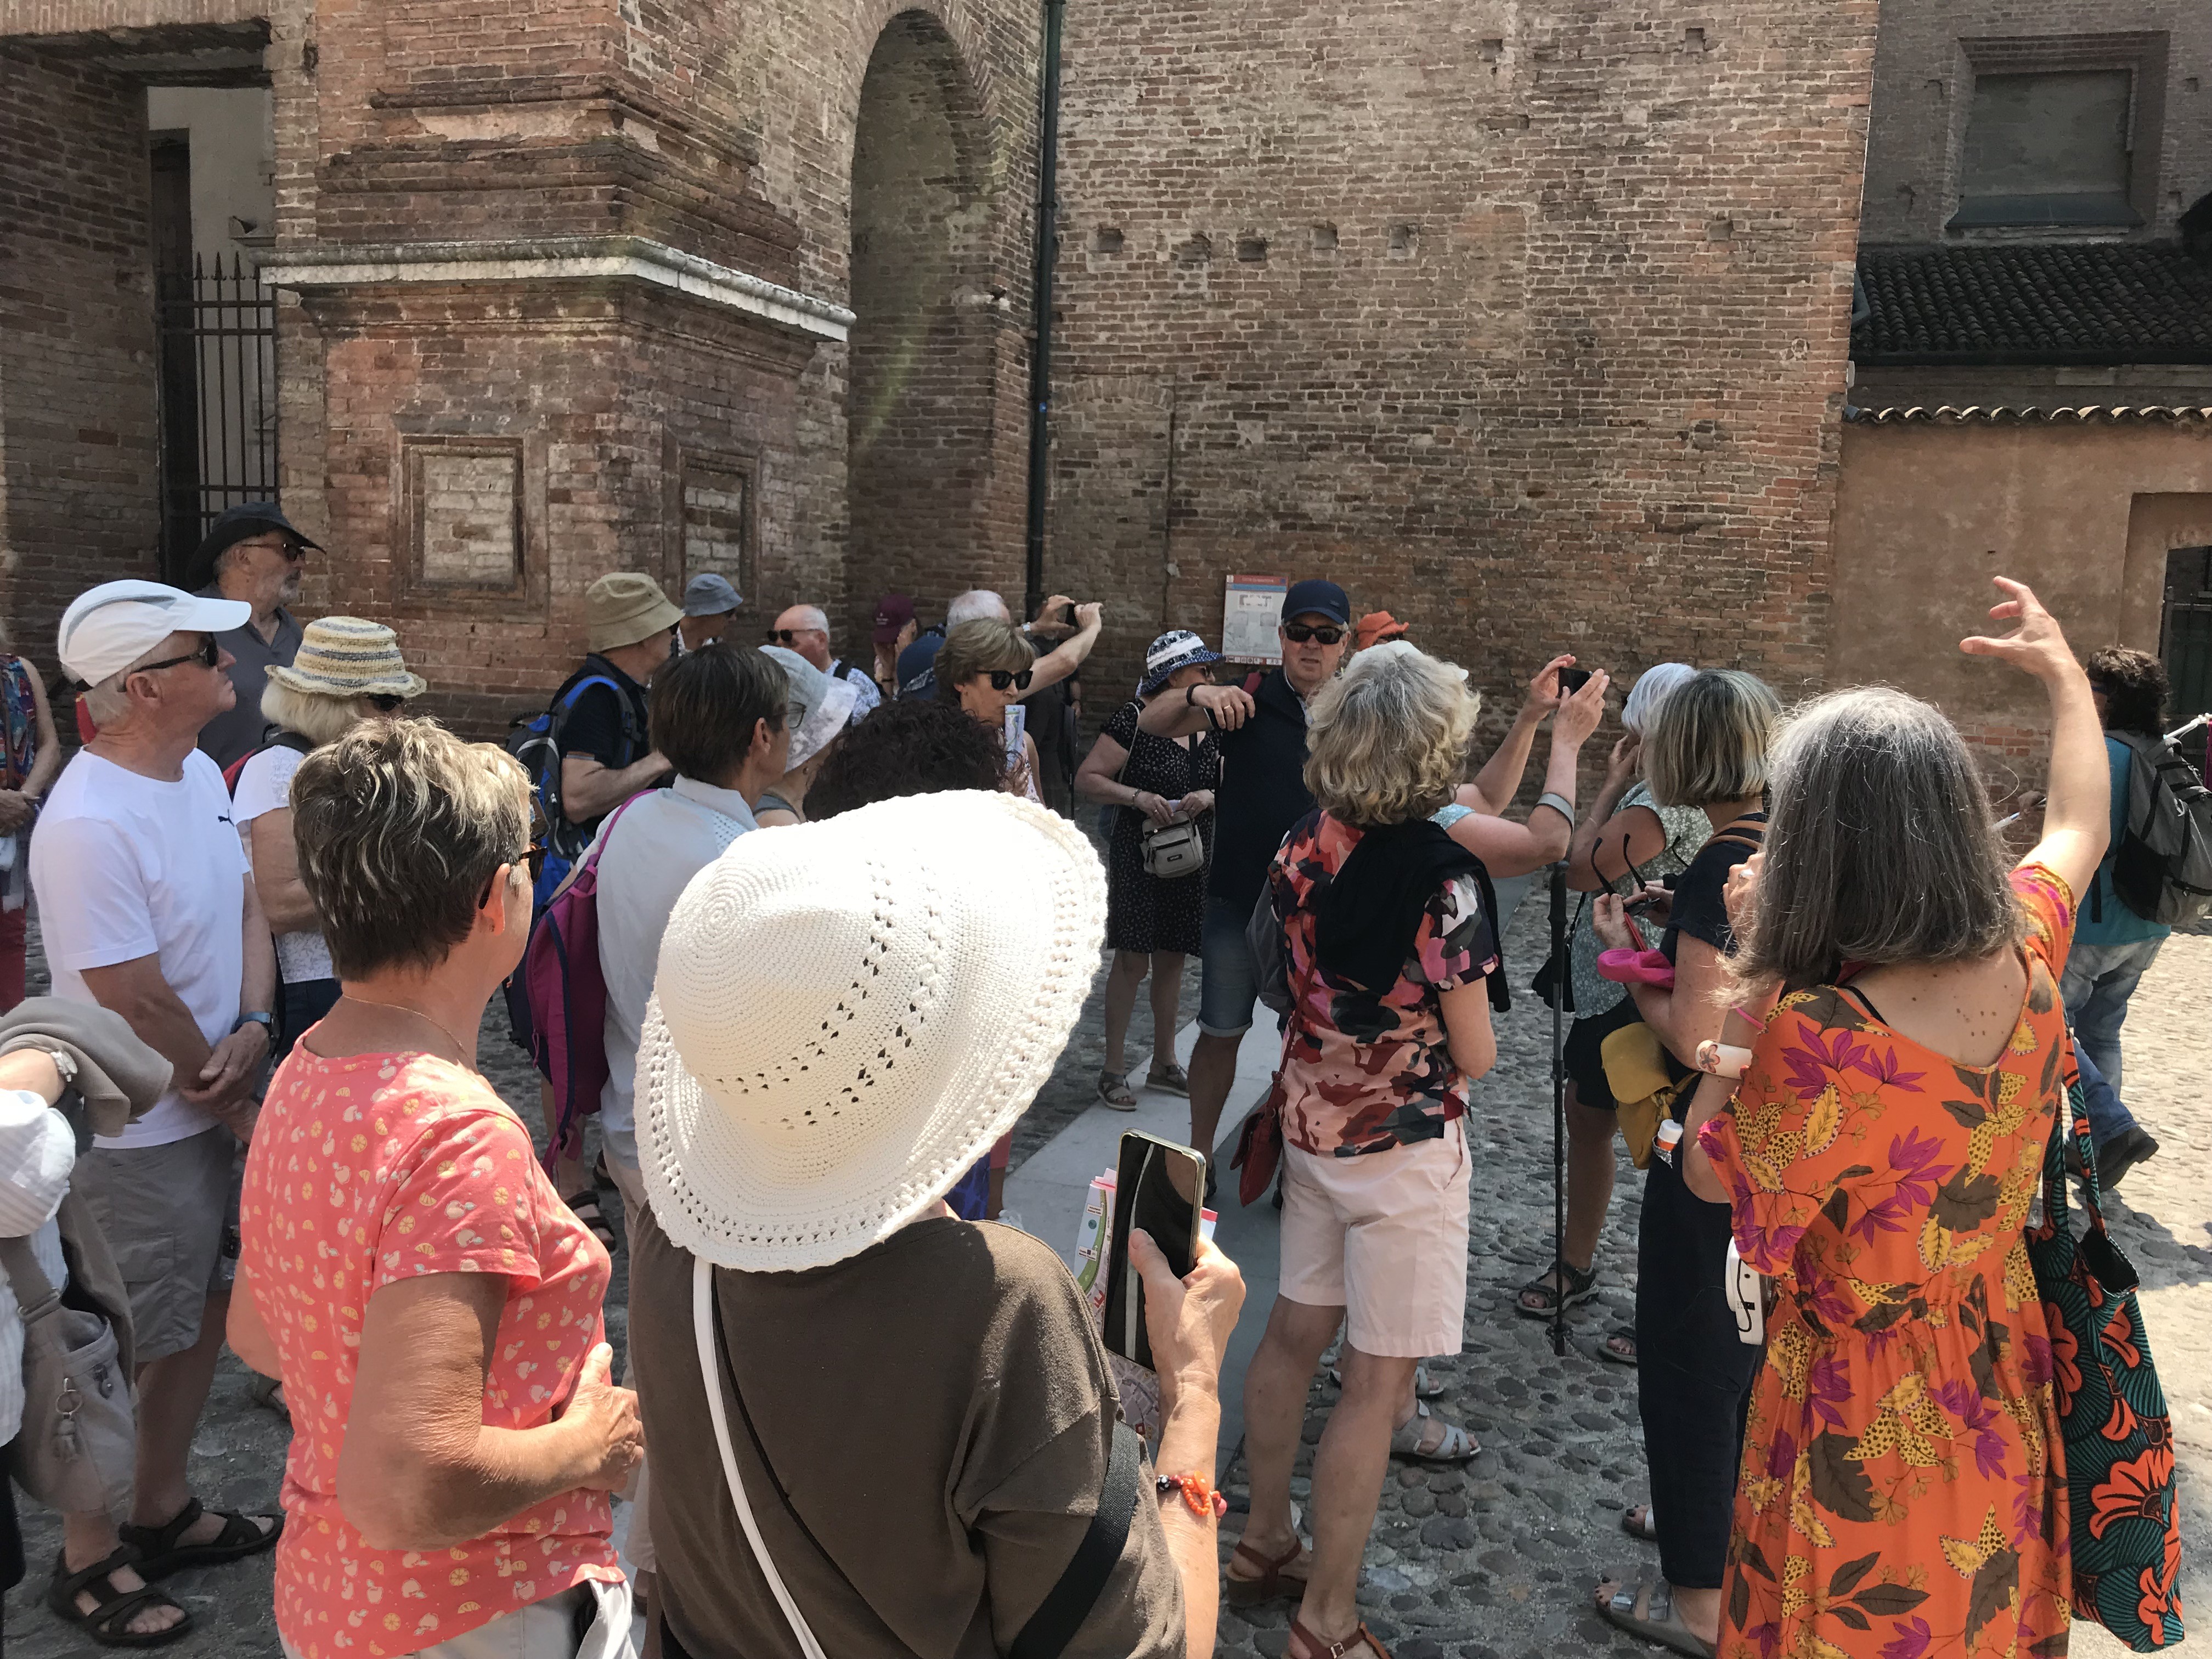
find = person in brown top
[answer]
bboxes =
[625,788,1243,1659]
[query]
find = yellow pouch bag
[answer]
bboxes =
[1599,1021,1686,1169]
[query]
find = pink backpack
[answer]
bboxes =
[522,795,643,1176]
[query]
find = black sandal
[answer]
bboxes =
[566,1189,619,1252]
[1515,1257,1598,1319]
[46,1547,194,1647]
[117,1496,283,1579]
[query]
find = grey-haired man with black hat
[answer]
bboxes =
[182,501,320,772]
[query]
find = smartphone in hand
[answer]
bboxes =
[1101,1131,1207,1369]
[1556,665,1593,697]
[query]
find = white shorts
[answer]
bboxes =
[1278,1116,1471,1358]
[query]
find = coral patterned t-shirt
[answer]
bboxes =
[239,1048,622,1658]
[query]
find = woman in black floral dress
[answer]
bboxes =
[1074,630,1224,1110]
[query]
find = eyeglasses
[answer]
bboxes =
[1282,623,1345,646]
[235,538,307,563]
[364,693,407,713]
[765,628,825,646]
[479,839,548,907]
[132,634,221,675]
[986,668,1035,692]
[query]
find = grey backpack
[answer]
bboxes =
[2108,733,2212,926]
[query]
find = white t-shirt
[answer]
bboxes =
[595,777,756,1169]
[231,743,335,986]
[30,749,249,1148]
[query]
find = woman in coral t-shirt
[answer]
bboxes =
[230,719,640,1659]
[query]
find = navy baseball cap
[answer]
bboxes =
[1281,579,1351,628]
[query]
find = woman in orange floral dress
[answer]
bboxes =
[1677,579,2110,1659]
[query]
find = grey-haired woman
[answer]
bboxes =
[1515,663,1707,1331]
[1074,631,1225,1110]
[230,617,424,1057]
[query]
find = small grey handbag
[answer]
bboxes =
[0,1229,133,1516]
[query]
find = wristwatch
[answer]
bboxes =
[233,1011,274,1039]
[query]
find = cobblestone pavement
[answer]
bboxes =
[4,912,2204,1657]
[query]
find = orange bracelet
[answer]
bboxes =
[1154,1471,1228,1520]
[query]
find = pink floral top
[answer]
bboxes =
[1270,810,1499,1156]
[239,1049,622,1658]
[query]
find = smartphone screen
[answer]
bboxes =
[1101,1131,1206,1369]
[1556,665,1593,697]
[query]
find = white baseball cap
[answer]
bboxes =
[638,789,1107,1272]
[57,580,251,686]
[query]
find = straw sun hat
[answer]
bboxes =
[638,789,1108,1272]
[264,616,427,699]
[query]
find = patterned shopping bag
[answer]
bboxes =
[2026,1051,2185,1650]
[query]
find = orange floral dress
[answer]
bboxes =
[1698,864,2074,1659]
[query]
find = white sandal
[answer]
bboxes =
[1388,1399,1479,1463]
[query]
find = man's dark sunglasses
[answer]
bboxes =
[133,634,221,675]
[765,627,821,645]
[364,693,408,713]
[1282,622,1345,646]
[988,668,1035,692]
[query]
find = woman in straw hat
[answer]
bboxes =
[230,617,426,1059]
[626,789,1244,1659]
[229,719,639,1659]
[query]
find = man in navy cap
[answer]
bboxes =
[180,502,319,771]
[1137,577,1351,1164]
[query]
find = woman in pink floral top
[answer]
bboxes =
[228,721,640,1659]
[1229,644,1499,1659]
[1669,580,2116,1659]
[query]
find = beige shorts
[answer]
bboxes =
[1278,1117,1470,1359]
[75,1125,239,1362]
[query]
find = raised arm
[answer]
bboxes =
[1138,681,1253,740]
[1030,602,1103,693]
[1464,655,1573,815]
[1960,577,2109,898]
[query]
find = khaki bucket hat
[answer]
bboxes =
[586,573,685,654]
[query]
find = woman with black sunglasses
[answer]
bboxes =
[935,618,1045,803]
[230,617,426,1064]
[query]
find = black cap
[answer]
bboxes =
[1281,578,1351,628]
[183,502,321,593]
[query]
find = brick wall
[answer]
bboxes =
[0,44,161,676]
[1859,0,2211,246]
[1045,0,1878,741]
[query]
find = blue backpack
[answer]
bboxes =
[503,664,643,909]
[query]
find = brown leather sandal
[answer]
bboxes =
[1288,1617,1393,1658]
[1223,1537,1311,1607]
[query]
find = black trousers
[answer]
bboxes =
[1635,1151,1759,1589]
[279,976,343,1060]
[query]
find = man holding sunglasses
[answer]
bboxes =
[180,501,320,774]
[31,579,285,1632]
[1137,578,1352,1162]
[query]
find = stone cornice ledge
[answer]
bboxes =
[260,237,853,342]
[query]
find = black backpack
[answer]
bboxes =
[2104,732,2212,926]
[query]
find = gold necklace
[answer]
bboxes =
[337,994,476,1069]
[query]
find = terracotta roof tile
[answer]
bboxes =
[1853,244,2212,366]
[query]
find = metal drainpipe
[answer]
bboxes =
[1023,0,1065,621]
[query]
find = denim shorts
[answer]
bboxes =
[1198,893,1261,1038]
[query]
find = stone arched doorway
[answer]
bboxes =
[847,10,1007,629]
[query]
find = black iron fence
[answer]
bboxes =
[157,251,278,579]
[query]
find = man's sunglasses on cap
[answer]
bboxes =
[1282,622,1345,646]
[988,668,1035,692]
[132,634,221,675]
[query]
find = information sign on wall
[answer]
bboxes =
[1223,573,1288,664]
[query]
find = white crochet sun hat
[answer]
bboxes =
[637,789,1108,1272]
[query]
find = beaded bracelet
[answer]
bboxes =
[1155,1471,1229,1519]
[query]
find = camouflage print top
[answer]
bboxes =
[1268,809,1499,1158]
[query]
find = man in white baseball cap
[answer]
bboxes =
[625,789,1245,1659]
[31,579,283,1632]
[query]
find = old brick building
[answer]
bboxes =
[3,0,1878,731]
[1832,0,2212,774]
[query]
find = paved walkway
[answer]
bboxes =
[4,913,2205,1657]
